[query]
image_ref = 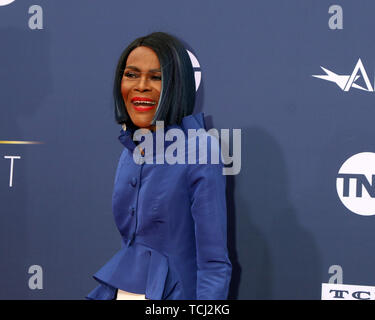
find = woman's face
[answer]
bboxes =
[121,46,162,130]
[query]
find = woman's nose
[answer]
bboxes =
[135,76,151,91]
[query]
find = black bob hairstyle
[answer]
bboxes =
[113,32,196,130]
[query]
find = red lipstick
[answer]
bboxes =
[130,97,157,112]
[131,97,155,102]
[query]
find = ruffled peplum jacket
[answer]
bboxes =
[86,112,232,300]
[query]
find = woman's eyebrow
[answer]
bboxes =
[125,65,161,72]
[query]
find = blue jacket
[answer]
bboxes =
[86,112,232,300]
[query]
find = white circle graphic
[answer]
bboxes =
[0,0,15,6]
[336,152,375,216]
[187,50,201,91]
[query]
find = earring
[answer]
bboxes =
[121,123,127,131]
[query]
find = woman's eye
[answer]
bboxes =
[123,71,161,81]
[151,75,162,81]
[124,72,139,79]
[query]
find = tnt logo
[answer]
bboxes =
[336,152,375,216]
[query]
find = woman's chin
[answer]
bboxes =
[132,119,154,130]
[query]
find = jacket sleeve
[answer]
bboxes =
[187,149,232,300]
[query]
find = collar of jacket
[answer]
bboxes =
[118,112,206,153]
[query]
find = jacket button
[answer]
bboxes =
[129,206,135,215]
[130,177,137,187]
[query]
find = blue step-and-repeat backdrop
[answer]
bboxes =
[1,0,375,300]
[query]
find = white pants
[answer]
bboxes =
[116,289,148,300]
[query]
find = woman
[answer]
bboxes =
[86,32,232,300]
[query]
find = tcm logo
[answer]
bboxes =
[322,283,375,300]
[0,0,15,6]
[313,58,374,92]
[336,152,375,216]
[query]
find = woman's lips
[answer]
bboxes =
[132,104,156,111]
[130,97,157,112]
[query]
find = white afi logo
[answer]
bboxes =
[187,50,201,91]
[313,58,374,92]
[0,0,15,6]
[336,152,375,216]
